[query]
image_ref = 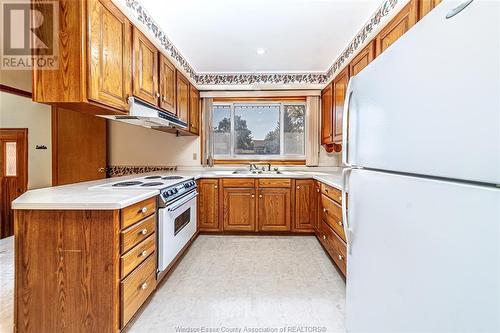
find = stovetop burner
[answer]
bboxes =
[162,176,183,180]
[144,176,162,179]
[112,181,143,187]
[141,182,164,187]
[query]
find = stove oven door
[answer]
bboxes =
[158,191,198,273]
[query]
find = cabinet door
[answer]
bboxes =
[258,188,291,232]
[223,188,256,232]
[419,0,442,19]
[198,179,220,231]
[132,27,158,106]
[294,179,315,231]
[321,83,333,145]
[332,67,349,144]
[375,0,418,56]
[159,54,176,113]
[189,85,200,135]
[314,181,322,234]
[349,41,375,77]
[176,72,190,124]
[88,0,132,111]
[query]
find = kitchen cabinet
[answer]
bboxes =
[321,83,333,147]
[159,54,176,113]
[32,0,132,115]
[189,85,200,135]
[419,0,442,19]
[294,179,315,231]
[375,0,418,56]
[133,27,159,106]
[198,179,221,231]
[223,187,256,232]
[349,41,375,77]
[258,188,291,232]
[314,181,322,233]
[176,71,190,124]
[332,67,350,145]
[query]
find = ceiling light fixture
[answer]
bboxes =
[256,48,266,55]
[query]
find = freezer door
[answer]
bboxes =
[343,0,500,184]
[345,169,500,332]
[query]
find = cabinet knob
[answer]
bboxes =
[325,189,329,193]
[339,196,342,202]
[296,186,300,189]
[316,188,320,193]
[338,254,343,261]
[162,96,167,102]
[259,194,263,198]
[141,282,148,290]
[251,194,255,198]
[323,208,328,214]
[323,235,326,240]
[214,185,218,189]
[338,220,343,226]
[97,167,105,173]
[139,229,148,235]
[140,250,148,257]
[141,207,148,214]
[156,92,160,98]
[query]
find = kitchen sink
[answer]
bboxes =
[232,170,282,175]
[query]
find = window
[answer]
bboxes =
[212,102,306,159]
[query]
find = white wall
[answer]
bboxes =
[0,92,52,189]
[107,120,201,167]
[318,146,341,166]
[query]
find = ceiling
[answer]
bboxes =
[139,0,384,74]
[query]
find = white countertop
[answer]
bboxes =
[12,167,344,210]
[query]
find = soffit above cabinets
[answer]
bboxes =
[114,0,409,89]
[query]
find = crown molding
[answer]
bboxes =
[116,0,405,88]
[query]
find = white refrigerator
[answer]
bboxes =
[341,0,500,331]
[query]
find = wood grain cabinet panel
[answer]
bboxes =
[120,214,156,253]
[189,84,200,135]
[321,183,342,205]
[321,83,333,146]
[133,27,159,106]
[223,188,256,232]
[121,197,157,229]
[198,179,220,231]
[419,0,442,19]
[159,54,176,113]
[314,181,322,234]
[257,188,291,232]
[88,0,132,110]
[349,41,375,77]
[375,0,418,56]
[294,179,315,231]
[321,194,345,242]
[258,178,291,188]
[332,67,349,144]
[120,234,156,278]
[176,72,190,124]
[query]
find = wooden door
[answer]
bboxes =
[52,107,107,185]
[375,0,418,56]
[321,83,333,145]
[133,27,158,106]
[419,0,442,19]
[257,188,291,232]
[332,67,349,144]
[176,72,190,124]
[223,188,256,232]
[294,179,315,231]
[189,85,200,135]
[198,179,220,231]
[349,41,375,77]
[159,54,176,113]
[87,0,132,111]
[0,129,27,238]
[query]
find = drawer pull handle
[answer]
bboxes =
[323,208,328,214]
[141,207,148,214]
[339,196,342,202]
[323,235,326,240]
[214,185,218,189]
[316,188,320,193]
[325,189,329,193]
[251,194,255,198]
[338,221,343,226]
[338,254,343,261]
[140,250,148,257]
[156,92,160,98]
[141,282,148,290]
[296,186,300,189]
[259,194,263,198]
[139,229,148,235]
[162,96,167,102]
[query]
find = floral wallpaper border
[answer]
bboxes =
[122,0,401,86]
[107,165,177,178]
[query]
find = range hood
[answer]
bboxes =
[100,97,187,131]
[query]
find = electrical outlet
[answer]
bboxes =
[193,152,197,160]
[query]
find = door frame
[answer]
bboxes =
[0,128,28,191]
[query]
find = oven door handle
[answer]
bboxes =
[167,191,198,212]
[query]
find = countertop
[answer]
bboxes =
[12,167,344,210]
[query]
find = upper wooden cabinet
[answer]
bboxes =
[321,83,333,146]
[294,179,315,232]
[133,27,159,106]
[189,85,200,135]
[419,0,442,19]
[375,0,418,56]
[258,188,291,232]
[32,0,132,114]
[159,55,176,113]
[349,41,375,77]
[223,187,256,232]
[332,67,349,144]
[198,179,220,231]
[176,72,190,124]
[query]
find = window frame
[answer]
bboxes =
[212,101,306,161]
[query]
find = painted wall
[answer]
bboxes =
[107,120,201,167]
[0,70,32,93]
[0,92,52,189]
[318,147,341,166]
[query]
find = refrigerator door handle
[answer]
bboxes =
[342,79,354,167]
[342,167,353,253]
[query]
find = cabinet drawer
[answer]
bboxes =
[222,178,255,188]
[121,255,156,328]
[320,194,345,241]
[121,197,156,229]
[121,234,156,278]
[321,183,342,204]
[121,214,156,254]
[258,178,291,188]
[320,220,346,276]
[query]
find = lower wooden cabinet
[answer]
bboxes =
[198,179,221,231]
[294,179,316,231]
[319,219,347,276]
[258,187,291,232]
[223,187,256,232]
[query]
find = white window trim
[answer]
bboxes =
[212,101,306,160]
